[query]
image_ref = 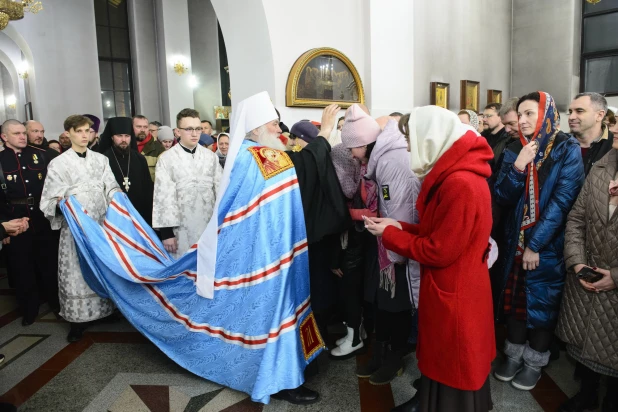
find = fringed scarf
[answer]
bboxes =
[359,164,396,298]
[516,91,560,258]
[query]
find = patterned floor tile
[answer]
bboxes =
[0,334,49,370]
[109,387,151,412]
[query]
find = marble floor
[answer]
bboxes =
[0,271,593,412]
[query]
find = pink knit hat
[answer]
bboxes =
[341,104,382,148]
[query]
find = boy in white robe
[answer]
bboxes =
[40,115,121,342]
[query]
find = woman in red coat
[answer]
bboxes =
[365,106,496,412]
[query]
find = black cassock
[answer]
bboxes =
[103,147,154,226]
[286,136,352,315]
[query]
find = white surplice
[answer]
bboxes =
[40,149,120,322]
[152,144,222,258]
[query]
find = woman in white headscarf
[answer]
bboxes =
[215,133,229,168]
[365,106,495,412]
[457,109,479,128]
[157,126,175,151]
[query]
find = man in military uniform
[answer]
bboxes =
[0,119,60,325]
[25,120,59,161]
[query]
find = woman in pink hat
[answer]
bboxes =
[329,104,382,361]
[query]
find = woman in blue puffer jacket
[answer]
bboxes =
[493,91,585,391]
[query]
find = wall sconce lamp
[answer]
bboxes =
[170,55,189,76]
[18,61,28,79]
[6,95,16,109]
[174,62,188,75]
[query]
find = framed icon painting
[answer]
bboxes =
[460,80,480,112]
[286,48,365,108]
[430,82,450,109]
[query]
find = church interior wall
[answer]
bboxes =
[0,63,16,121]
[512,0,581,112]
[0,34,22,120]
[413,0,513,112]
[6,1,103,138]
[210,0,276,114]
[188,0,222,126]
[0,0,608,137]
[262,0,367,126]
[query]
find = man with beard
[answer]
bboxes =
[25,120,59,160]
[133,115,164,181]
[153,109,222,258]
[100,117,154,226]
[481,103,510,175]
[197,92,350,405]
[84,114,101,152]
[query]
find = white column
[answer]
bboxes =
[365,0,414,116]
[154,0,195,125]
[188,0,222,125]
[128,0,163,121]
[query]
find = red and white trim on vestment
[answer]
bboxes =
[102,226,197,284]
[219,175,299,231]
[109,200,168,260]
[103,219,161,263]
[64,200,85,230]
[214,239,308,290]
[146,285,312,349]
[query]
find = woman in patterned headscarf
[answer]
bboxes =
[458,109,480,131]
[493,92,585,391]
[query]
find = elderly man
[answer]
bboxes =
[0,120,60,325]
[100,117,154,225]
[25,120,59,160]
[569,92,613,176]
[198,92,349,405]
[133,115,165,181]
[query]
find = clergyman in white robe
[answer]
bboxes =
[152,144,222,258]
[40,149,120,322]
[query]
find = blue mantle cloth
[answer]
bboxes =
[60,185,321,403]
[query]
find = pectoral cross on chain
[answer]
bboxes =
[123,177,131,192]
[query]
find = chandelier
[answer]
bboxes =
[0,0,43,31]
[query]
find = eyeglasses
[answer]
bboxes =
[178,127,204,134]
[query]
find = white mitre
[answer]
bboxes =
[196,91,278,299]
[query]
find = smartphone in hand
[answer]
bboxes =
[577,266,604,283]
